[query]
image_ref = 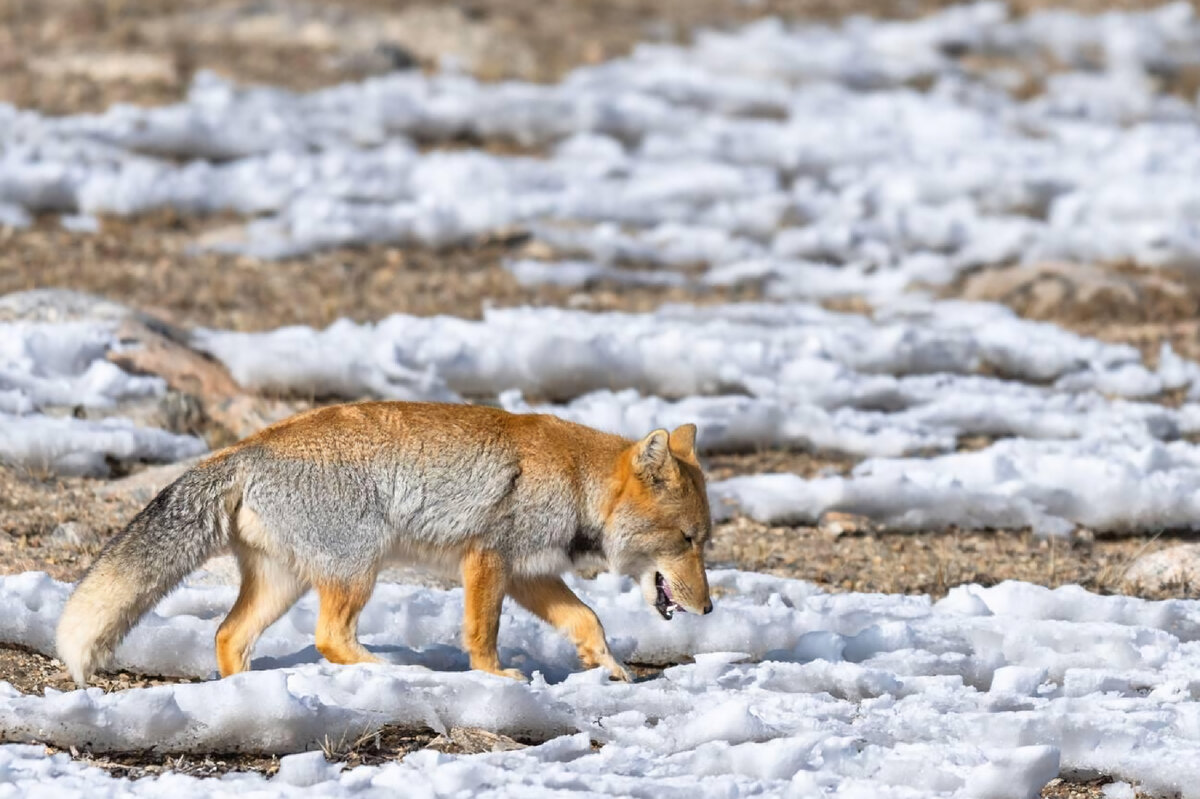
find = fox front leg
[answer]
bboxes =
[508,575,632,682]
[460,549,525,680]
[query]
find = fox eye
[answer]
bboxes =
[682,531,694,545]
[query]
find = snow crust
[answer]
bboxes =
[3,569,1200,796]
[196,300,1200,405]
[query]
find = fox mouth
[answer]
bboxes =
[654,572,684,620]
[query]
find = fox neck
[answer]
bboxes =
[577,434,639,565]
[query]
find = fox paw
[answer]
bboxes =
[487,667,527,681]
[593,659,632,682]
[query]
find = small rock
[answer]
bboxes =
[961,261,1195,324]
[1123,543,1200,593]
[1069,527,1095,549]
[427,728,527,755]
[51,522,92,548]
[108,318,242,399]
[818,511,876,539]
[94,459,199,506]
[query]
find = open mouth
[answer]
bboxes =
[654,572,684,620]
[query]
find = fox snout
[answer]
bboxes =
[644,556,712,620]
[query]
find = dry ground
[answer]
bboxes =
[0,214,760,330]
[6,0,1190,116]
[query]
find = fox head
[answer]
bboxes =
[605,423,713,620]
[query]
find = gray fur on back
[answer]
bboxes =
[234,436,590,581]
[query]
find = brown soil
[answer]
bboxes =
[0,214,758,332]
[709,515,1198,601]
[34,723,541,780]
[705,449,858,481]
[8,0,1176,117]
[1041,778,1153,799]
[0,644,201,696]
[950,260,1200,365]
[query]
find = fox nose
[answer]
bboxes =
[703,599,714,615]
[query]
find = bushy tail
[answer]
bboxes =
[56,457,240,685]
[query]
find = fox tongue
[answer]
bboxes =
[654,572,682,620]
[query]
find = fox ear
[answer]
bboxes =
[669,423,697,459]
[633,429,671,476]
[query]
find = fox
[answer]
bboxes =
[56,401,713,686]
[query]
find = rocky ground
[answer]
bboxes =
[1,1,1196,796]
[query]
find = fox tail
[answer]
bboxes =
[56,457,240,685]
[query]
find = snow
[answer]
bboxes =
[711,437,1200,536]
[195,300,1200,403]
[0,309,207,475]
[3,568,1200,796]
[186,300,1200,535]
[12,289,1200,524]
[0,413,206,477]
[0,321,168,414]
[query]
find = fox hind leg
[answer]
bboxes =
[461,549,524,680]
[508,576,631,682]
[216,550,307,677]
[315,576,382,666]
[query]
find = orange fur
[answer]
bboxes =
[460,549,523,679]
[508,576,627,679]
[216,547,307,677]
[235,402,632,469]
[315,579,382,666]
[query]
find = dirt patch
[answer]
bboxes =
[5,0,1141,116]
[0,214,757,332]
[1041,777,1153,799]
[28,725,556,780]
[957,261,1200,328]
[705,449,858,481]
[0,469,125,581]
[30,725,534,780]
[0,644,202,696]
[708,515,1199,601]
[50,747,282,781]
[944,258,1200,374]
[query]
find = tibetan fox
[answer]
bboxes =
[57,402,713,685]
